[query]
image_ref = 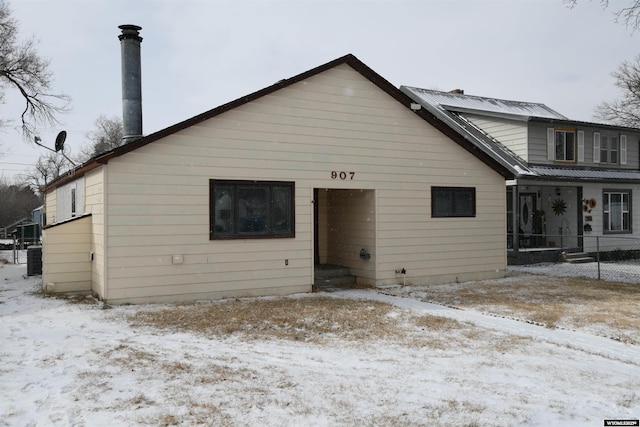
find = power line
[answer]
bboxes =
[0,161,34,166]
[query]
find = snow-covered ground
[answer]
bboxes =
[510,259,640,283]
[1,257,639,426]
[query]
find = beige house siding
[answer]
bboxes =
[91,63,506,303]
[42,215,92,294]
[84,167,106,297]
[324,189,376,285]
[464,114,529,161]
[44,189,57,227]
[316,189,329,264]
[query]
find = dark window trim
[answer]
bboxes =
[210,179,295,240]
[431,186,476,218]
[602,188,632,234]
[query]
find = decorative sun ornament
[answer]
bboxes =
[552,198,567,216]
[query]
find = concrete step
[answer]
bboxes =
[313,264,356,291]
[316,275,357,286]
[314,264,351,280]
[561,252,595,263]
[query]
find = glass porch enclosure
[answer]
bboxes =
[507,185,582,253]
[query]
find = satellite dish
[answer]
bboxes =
[55,131,67,152]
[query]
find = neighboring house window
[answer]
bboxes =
[594,132,627,164]
[432,187,476,217]
[554,129,576,162]
[603,190,631,233]
[210,180,294,239]
[600,134,619,164]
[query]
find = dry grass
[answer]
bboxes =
[130,296,406,343]
[406,275,640,344]
[127,295,534,356]
[123,273,638,353]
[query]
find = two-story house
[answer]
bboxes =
[402,87,640,263]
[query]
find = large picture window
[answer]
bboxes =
[603,190,631,233]
[432,187,476,218]
[210,180,294,239]
[555,129,576,162]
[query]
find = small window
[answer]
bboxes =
[210,180,294,239]
[603,190,631,233]
[71,188,76,217]
[432,187,476,218]
[555,129,576,162]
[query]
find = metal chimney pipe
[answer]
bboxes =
[118,24,143,144]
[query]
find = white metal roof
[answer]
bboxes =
[529,165,640,182]
[401,87,568,120]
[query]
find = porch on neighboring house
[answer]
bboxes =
[507,184,585,264]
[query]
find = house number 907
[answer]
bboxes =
[331,171,355,180]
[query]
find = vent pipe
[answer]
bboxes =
[118,24,143,144]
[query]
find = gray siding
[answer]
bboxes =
[464,114,529,161]
[528,122,640,169]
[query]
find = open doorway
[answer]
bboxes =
[313,188,376,288]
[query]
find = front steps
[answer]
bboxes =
[313,264,356,292]
[560,251,596,263]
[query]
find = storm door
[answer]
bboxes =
[519,193,536,246]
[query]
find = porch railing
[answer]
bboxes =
[508,233,640,282]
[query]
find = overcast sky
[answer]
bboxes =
[0,0,637,182]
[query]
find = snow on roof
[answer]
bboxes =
[529,165,640,182]
[401,87,568,120]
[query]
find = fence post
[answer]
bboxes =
[596,236,601,280]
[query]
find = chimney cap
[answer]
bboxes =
[118,24,142,41]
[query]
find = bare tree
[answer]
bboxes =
[0,178,41,227]
[78,115,124,162]
[0,0,70,140]
[595,55,640,127]
[22,151,73,193]
[564,0,640,30]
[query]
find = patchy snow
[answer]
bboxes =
[510,260,640,283]
[1,258,639,426]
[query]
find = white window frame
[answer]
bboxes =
[603,189,631,234]
[548,128,576,162]
[600,134,619,165]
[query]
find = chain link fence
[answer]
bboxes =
[0,249,27,265]
[511,234,640,283]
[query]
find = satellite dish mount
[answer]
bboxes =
[33,130,76,166]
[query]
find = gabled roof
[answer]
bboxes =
[402,87,568,121]
[44,54,513,191]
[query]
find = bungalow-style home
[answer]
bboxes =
[402,87,640,264]
[40,27,514,303]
